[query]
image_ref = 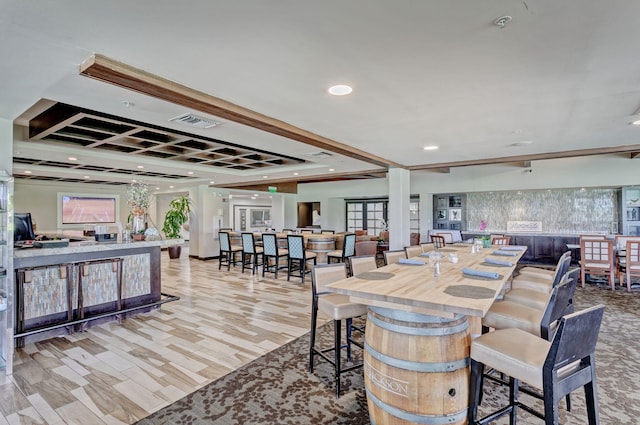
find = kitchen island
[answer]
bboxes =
[13,239,180,345]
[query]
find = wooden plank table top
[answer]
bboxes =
[327,244,527,319]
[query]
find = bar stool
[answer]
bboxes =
[287,234,317,283]
[309,263,367,398]
[517,251,571,283]
[241,232,263,275]
[404,245,423,258]
[348,255,378,276]
[383,249,406,265]
[218,231,242,271]
[469,304,605,425]
[328,233,356,265]
[262,233,288,279]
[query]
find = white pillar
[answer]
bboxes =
[388,168,410,250]
[0,119,12,173]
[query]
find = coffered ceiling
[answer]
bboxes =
[2,1,640,191]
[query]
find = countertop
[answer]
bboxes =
[14,239,184,258]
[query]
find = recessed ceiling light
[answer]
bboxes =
[423,145,439,151]
[293,172,299,176]
[68,156,77,161]
[155,187,160,190]
[83,175,90,179]
[187,171,194,175]
[632,119,640,126]
[254,194,259,197]
[263,175,268,179]
[169,185,174,189]
[329,168,335,172]
[24,170,32,174]
[328,85,353,96]
[209,180,215,184]
[137,165,144,169]
[251,196,256,200]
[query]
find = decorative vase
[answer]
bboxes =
[132,210,146,235]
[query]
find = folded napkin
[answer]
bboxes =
[420,252,432,257]
[492,250,517,256]
[462,267,500,279]
[398,258,425,265]
[484,257,513,267]
[500,246,526,251]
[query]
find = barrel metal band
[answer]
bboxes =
[367,312,468,336]
[366,388,467,424]
[365,341,469,372]
[370,306,465,324]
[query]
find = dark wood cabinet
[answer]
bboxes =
[511,235,536,262]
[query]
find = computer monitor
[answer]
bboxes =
[14,212,36,241]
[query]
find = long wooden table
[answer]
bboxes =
[326,243,526,425]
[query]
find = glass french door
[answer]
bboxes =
[347,200,387,236]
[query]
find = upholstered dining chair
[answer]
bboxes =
[404,245,422,259]
[241,232,263,275]
[433,231,454,244]
[469,304,605,425]
[348,255,378,276]
[383,249,406,265]
[287,234,317,283]
[431,234,446,249]
[262,233,288,279]
[218,231,242,271]
[491,236,510,246]
[309,263,367,398]
[354,241,378,256]
[327,233,356,266]
[580,238,615,289]
[620,239,640,292]
[409,232,420,246]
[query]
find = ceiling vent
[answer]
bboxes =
[169,113,223,129]
[305,151,334,159]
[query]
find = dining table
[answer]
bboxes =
[326,243,527,425]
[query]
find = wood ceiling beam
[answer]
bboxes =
[216,169,387,190]
[408,144,640,171]
[79,54,402,169]
[630,152,640,159]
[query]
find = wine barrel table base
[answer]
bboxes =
[364,307,470,425]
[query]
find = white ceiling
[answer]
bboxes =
[2,0,640,189]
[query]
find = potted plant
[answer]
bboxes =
[162,194,192,258]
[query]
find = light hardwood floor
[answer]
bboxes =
[0,250,319,424]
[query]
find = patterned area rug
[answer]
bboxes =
[136,284,640,424]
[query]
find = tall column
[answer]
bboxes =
[0,118,12,173]
[388,168,410,250]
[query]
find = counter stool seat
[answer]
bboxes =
[469,305,604,425]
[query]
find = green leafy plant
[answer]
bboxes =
[162,195,192,239]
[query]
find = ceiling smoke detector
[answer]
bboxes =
[169,113,223,129]
[494,15,512,28]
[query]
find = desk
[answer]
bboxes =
[327,244,526,425]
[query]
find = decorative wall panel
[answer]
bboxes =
[467,188,618,234]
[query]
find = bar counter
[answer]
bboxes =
[14,239,180,344]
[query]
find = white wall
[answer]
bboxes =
[293,154,640,241]
[14,180,137,234]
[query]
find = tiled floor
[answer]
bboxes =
[0,250,318,424]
